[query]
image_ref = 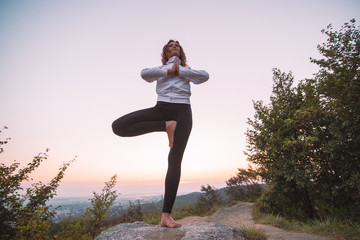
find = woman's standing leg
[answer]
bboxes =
[161,107,192,227]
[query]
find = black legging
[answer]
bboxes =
[111,101,192,213]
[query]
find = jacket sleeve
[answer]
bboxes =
[141,67,167,83]
[179,68,209,84]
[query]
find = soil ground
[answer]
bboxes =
[178,202,334,240]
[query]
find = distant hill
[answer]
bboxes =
[52,186,232,221]
[174,191,202,208]
[139,187,230,212]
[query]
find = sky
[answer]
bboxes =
[1,0,359,197]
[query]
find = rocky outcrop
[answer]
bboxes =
[95,221,244,240]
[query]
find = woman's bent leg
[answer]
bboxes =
[112,107,165,137]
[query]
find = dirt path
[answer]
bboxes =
[178,203,333,240]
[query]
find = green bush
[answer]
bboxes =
[53,175,118,239]
[0,127,74,239]
[192,184,223,216]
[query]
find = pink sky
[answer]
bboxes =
[1,0,359,197]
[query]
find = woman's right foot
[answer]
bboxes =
[165,121,177,149]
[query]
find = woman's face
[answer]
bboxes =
[166,41,181,59]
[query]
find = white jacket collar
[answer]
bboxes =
[166,56,181,65]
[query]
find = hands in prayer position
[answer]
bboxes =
[167,57,179,76]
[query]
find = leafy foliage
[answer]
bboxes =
[310,19,360,217]
[53,216,92,240]
[246,19,360,220]
[194,184,223,215]
[226,165,263,202]
[119,200,143,223]
[0,127,75,239]
[0,127,119,239]
[84,175,118,238]
[54,175,118,239]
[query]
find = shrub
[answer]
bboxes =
[0,126,74,239]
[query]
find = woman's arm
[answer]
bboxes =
[141,58,209,84]
[141,67,167,82]
[180,68,209,84]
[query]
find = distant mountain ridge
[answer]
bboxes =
[140,187,229,211]
[50,186,230,221]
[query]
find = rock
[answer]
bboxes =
[95,221,244,240]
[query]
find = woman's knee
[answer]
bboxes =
[112,119,126,137]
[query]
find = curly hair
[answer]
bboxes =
[161,40,187,67]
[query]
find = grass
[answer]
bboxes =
[228,200,245,207]
[142,210,161,225]
[252,205,360,240]
[240,224,267,240]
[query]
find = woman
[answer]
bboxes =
[112,40,209,228]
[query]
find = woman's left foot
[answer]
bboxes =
[165,121,177,149]
[160,214,181,228]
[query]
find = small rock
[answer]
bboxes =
[95,221,244,240]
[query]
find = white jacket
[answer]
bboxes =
[141,56,209,104]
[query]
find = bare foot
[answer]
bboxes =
[160,212,181,228]
[165,121,177,149]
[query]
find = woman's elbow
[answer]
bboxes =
[203,72,210,82]
[194,73,209,84]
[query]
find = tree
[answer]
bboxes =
[245,19,360,220]
[310,19,360,218]
[226,165,263,202]
[0,127,75,239]
[246,69,320,219]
